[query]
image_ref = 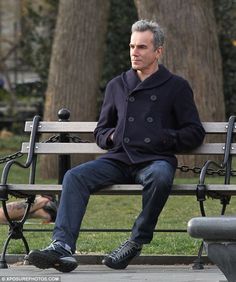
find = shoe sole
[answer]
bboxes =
[102,249,141,270]
[28,250,78,273]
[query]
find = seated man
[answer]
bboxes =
[27,19,205,273]
[0,195,57,224]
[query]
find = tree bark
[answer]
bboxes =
[134,0,225,174]
[41,0,110,179]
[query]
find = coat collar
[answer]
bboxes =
[122,64,173,92]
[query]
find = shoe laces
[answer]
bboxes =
[42,241,72,255]
[42,242,59,252]
[109,240,140,262]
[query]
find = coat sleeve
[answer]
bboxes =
[170,80,205,152]
[93,82,118,149]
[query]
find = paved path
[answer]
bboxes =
[0,264,226,282]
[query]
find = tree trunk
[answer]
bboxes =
[134,0,225,175]
[41,0,110,179]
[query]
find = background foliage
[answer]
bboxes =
[1,0,235,128]
[20,0,59,95]
[213,0,236,117]
[101,0,138,87]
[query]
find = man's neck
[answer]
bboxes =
[137,64,159,81]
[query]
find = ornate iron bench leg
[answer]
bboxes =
[0,236,11,268]
[0,221,30,269]
[0,196,34,269]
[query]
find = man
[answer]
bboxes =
[0,196,57,224]
[28,20,205,272]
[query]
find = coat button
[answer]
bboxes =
[128,116,134,122]
[124,137,130,143]
[129,96,135,102]
[144,137,151,143]
[146,117,154,123]
[150,95,157,101]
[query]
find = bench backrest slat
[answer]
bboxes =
[25,121,97,133]
[21,142,236,155]
[24,121,235,134]
[22,121,236,156]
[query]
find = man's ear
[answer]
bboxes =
[156,47,163,60]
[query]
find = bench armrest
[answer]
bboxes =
[188,216,236,240]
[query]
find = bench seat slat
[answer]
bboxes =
[24,121,235,133]
[21,142,236,155]
[4,184,236,196]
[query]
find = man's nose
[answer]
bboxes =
[131,47,139,56]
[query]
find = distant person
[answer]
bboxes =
[0,78,4,89]
[0,196,57,224]
[28,19,205,272]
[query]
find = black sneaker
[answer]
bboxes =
[27,241,78,272]
[102,239,142,269]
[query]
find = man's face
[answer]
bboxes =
[130,30,162,73]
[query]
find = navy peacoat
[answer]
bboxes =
[94,65,205,168]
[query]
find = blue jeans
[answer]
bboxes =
[53,158,175,253]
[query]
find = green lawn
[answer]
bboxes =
[0,135,236,255]
[1,194,236,255]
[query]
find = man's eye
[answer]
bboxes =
[129,44,147,49]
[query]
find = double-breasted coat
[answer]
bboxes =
[94,65,205,168]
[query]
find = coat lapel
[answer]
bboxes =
[122,64,173,94]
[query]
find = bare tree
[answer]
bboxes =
[0,0,22,117]
[41,0,110,178]
[134,0,225,171]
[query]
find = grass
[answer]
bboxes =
[0,135,236,255]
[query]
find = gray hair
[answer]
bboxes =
[131,19,164,49]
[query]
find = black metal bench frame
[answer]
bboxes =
[0,109,235,270]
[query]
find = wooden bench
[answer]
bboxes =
[0,109,235,269]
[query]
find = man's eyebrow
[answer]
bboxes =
[129,43,148,48]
